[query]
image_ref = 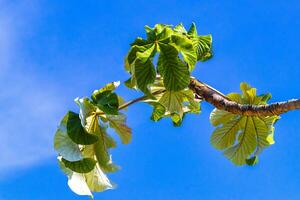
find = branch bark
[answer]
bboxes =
[189,78,300,117]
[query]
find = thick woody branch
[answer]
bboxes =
[189,78,300,117]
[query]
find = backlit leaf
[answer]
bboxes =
[192,35,213,61]
[85,164,115,192]
[157,43,190,91]
[171,34,197,71]
[106,114,132,144]
[210,83,280,166]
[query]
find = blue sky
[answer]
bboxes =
[1,0,300,199]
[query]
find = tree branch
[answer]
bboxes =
[189,78,300,116]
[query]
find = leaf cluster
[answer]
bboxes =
[125,23,213,125]
[54,82,131,198]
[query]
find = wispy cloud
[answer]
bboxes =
[0,1,64,175]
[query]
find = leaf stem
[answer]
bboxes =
[96,89,165,115]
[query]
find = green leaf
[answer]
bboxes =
[58,157,73,177]
[210,109,235,126]
[66,111,99,145]
[91,90,119,115]
[156,26,173,42]
[85,164,114,192]
[80,122,119,174]
[157,43,190,91]
[125,43,157,92]
[210,117,242,150]
[150,102,166,121]
[54,114,83,161]
[210,83,279,166]
[135,59,156,94]
[144,25,156,42]
[94,125,119,172]
[173,23,187,34]
[192,35,213,61]
[136,44,156,63]
[96,81,120,93]
[130,37,150,46]
[62,158,97,173]
[158,89,199,118]
[125,44,151,72]
[133,44,157,94]
[187,22,197,37]
[106,114,132,144]
[91,82,120,115]
[145,78,200,125]
[171,34,197,71]
[246,156,259,166]
[159,91,184,117]
[223,117,257,165]
[171,113,184,127]
[124,77,137,89]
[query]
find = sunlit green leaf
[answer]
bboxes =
[125,44,153,72]
[150,102,166,121]
[85,164,115,192]
[173,23,187,34]
[156,26,173,42]
[157,43,190,91]
[171,34,197,71]
[192,35,213,61]
[187,22,197,37]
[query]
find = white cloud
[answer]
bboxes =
[0,0,64,175]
